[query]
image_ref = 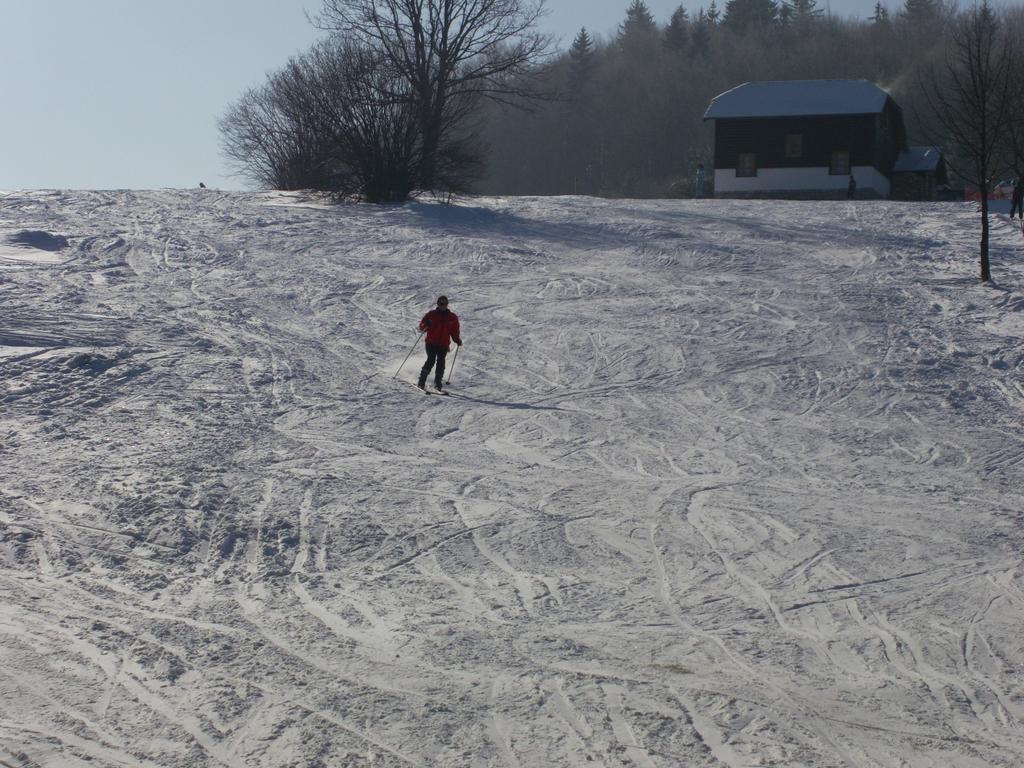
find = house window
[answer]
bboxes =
[737,153,757,177]
[830,151,851,175]
[784,134,802,158]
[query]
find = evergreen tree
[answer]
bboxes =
[790,0,823,26]
[619,0,659,50]
[723,0,779,33]
[665,6,690,51]
[871,2,890,24]
[568,27,596,93]
[901,0,937,24]
[565,28,599,194]
[779,2,793,26]
[707,0,721,25]
[899,0,942,47]
[611,1,663,194]
[690,9,712,57]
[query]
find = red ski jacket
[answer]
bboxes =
[419,308,461,350]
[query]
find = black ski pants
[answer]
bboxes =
[419,344,448,386]
[1012,195,1023,219]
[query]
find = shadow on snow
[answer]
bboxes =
[447,392,566,412]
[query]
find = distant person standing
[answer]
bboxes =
[847,175,857,199]
[1011,178,1023,219]
[695,164,706,199]
[418,295,461,391]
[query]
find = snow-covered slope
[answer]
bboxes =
[2,189,1023,767]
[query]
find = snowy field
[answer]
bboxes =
[1,189,1023,768]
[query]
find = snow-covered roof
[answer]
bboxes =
[893,146,943,173]
[704,79,892,119]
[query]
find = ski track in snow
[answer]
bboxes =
[1,189,1023,766]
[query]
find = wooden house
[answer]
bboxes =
[703,80,944,200]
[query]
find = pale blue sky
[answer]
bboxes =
[0,0,880,191]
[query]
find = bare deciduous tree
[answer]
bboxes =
[308,40,424,201]
[219,67,333,191]
[315,0,552,192]
[917,0,1017,282]
[220,38,424,202]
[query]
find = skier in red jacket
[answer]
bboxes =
[418,295,461,391]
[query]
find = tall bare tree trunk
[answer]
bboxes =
[980,190,992,281]
[916,0,1015,283]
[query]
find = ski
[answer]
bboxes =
[407,381,449,396]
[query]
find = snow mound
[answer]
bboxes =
[0,229,69,264]
[7,230,69,251]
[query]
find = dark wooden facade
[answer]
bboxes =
[891,173,940,201]
[712,101,907,179]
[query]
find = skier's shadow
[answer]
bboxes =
[447,393,565,412]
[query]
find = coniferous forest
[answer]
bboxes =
[480,0,1021,198]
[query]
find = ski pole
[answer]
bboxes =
[393,330,424,379]
[446,344,459,384]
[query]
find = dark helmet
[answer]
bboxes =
[436,295,449,307]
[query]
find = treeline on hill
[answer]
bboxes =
[482,0,966,197]
[219,0,1023,202]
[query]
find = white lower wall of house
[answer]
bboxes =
[714,166,891,197]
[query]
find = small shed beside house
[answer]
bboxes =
[891,146,948,201]
[703,79,943,200]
